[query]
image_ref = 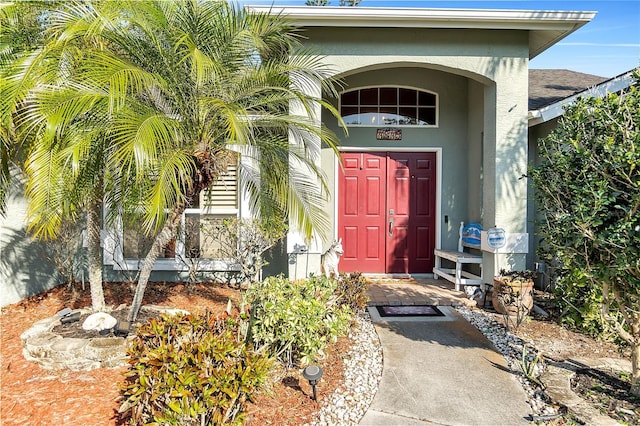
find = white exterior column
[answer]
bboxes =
[287,76,325,280]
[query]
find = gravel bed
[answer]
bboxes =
[455,306,558,419]
[306,312,383,426]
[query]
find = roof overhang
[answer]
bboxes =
[528,70,636,127]
[247,6,596,59]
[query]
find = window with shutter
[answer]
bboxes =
[184,159,239,260]
[121,157,240,265]
[197,161,238,214]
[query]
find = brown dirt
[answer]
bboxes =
[501,304,635,424]
[1,282,345,425]
[514,315,627,362]
[572,367,640,424]
[2,283,636,425]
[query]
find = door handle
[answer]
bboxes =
[388,209,394,236]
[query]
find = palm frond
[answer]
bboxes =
[110,104,183,174]
[141,149,196,233]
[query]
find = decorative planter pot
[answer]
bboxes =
[492,277,534,316]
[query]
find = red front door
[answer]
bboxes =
[338,152,436,274]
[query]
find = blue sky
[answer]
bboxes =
[244,1,640,78]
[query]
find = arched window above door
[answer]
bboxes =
[340,87,438,127]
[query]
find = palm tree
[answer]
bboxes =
[0,1,56,217]
[7,1,344,321]
[111,1,343,321]
[1,1,111,311]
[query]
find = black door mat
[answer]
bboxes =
[375,305,445,317]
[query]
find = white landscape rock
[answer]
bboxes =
[306,313,383,426]
[82,312,118,331]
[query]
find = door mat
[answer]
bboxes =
[375,305,445,317]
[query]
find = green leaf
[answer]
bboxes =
[167,400,182,414]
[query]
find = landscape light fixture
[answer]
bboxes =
[302,365,323,401]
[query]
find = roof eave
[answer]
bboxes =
[528,70,636,126]
[247,6,595,59]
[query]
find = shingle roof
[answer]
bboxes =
[528,69,607,110]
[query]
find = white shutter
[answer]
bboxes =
[200,161,238,213]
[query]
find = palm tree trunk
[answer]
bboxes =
[127,209,183,322]
[86,197,106,312]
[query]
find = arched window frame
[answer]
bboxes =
[339,86,439,128]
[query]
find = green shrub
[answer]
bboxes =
[119,311,272,426]
[553,268,610,338]
[245,274,352,367]
[335,272,369,312]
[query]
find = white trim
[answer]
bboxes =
[528,70,636,126]
[339,146,441,152]
[115,258,241,272]
[333,153,340,243]
[185,208,238,215]
[248,6,594,28]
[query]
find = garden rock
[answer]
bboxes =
[20,316,61,340]
[542,362,620,426]
[82,312,118,331]
[20,304,188,371]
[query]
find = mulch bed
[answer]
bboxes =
[1,282,345,425]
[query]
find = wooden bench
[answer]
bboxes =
[433,222,483,291]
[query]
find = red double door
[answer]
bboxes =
[338,152,436,274]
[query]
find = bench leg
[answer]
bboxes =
[455,262,462,292]
[483,283,494,308]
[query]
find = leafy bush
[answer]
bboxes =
[119,311,272,426]
[245,274,352,367]
[553,268,610,338]
[335,272,369,312]
[530,71,640,395]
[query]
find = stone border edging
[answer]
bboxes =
[455,305,635,423]
[20,305,189,371]
[541,357,631,426]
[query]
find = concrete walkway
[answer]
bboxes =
[360,279,531,425]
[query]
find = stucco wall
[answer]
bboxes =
[305,27,526,83]
[1,178,60,307]
[295,25,531,278]
[322,67,471,253]
[466,79,485,223]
